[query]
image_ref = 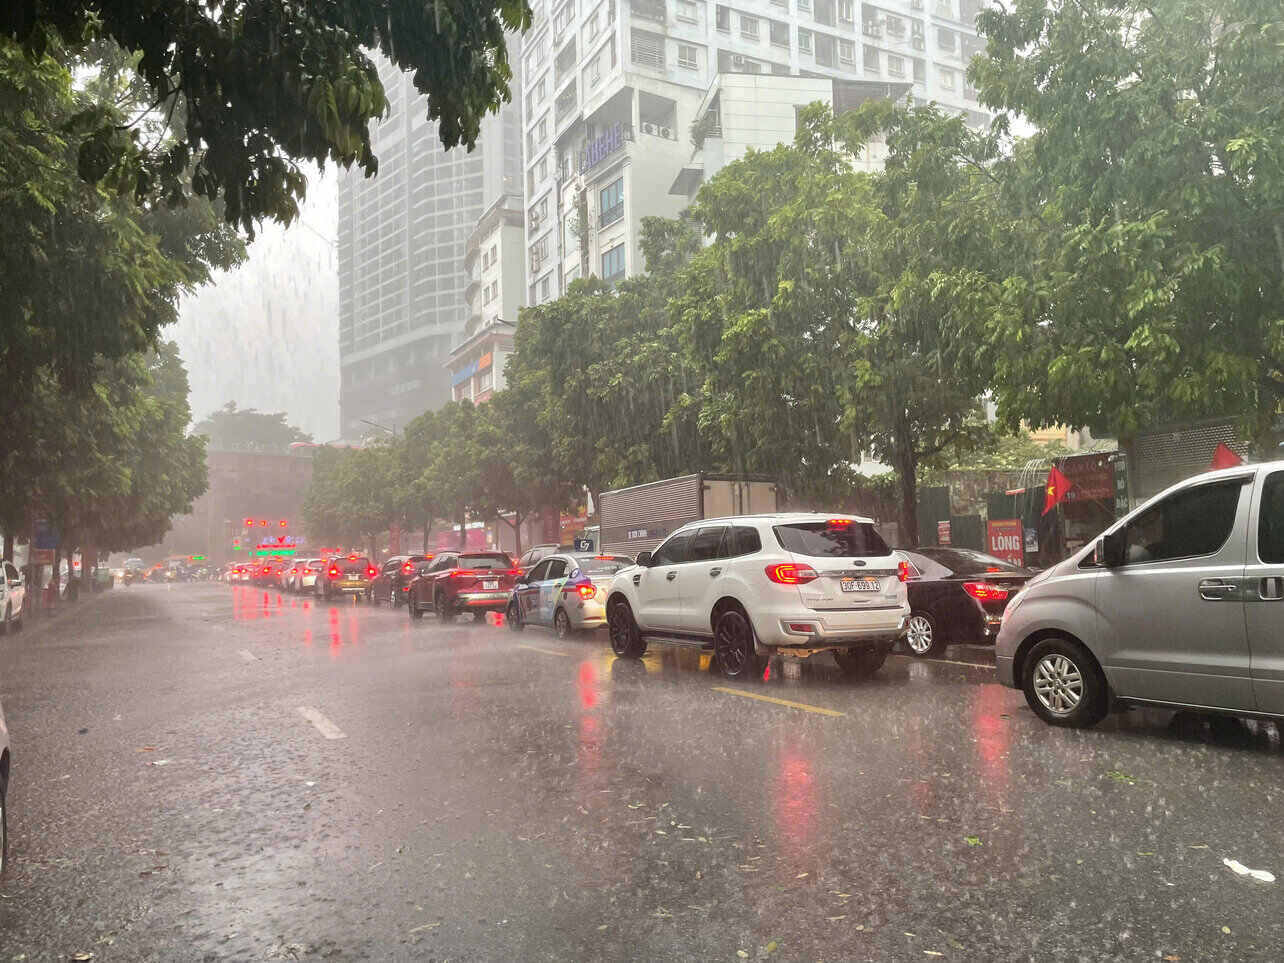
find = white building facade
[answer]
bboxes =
[519,0,987,297]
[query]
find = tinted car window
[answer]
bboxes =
[730,526,762,556]
[461,553,514,570]
[651,532,692,565]
[1123,480,1243,564]
[912,547,1027,576]
[577,556,632,576]
[774,521,890,557]
[688,526,728,561]
[545,558,568,580]
[526,559,551,581]
[1259,472,1284,563]
[382,559,401,573]
[335,557,371,573]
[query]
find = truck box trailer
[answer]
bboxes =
[598,473,780,557]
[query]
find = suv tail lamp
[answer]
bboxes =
[963,581,1009,602]
[765,563,819,585]
[328,566,340,578]
[826,518,852,527]
[450,569,478,578]
[402,562,415,575]
[366,566,377,578]
[897,560,911,582]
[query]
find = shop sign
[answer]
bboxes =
[986,518,1024,565]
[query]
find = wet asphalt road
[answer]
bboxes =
[1,585,1283,961]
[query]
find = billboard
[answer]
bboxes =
[987,518,1025,566]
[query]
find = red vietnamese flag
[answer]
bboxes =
[1209,442,1243,470]
[1042,465,1073,516]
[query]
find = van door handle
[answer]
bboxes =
[665,571,677,581]
[1198,578,1239,600]
[709,567,722,577]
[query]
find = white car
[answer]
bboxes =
[1,561,25,634]
[0,691,9,876]
[605,513,909,678]
[296,558,324,593]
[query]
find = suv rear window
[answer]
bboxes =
[577,556,632,576]
[774,521,890,558]
[460,553,514,570]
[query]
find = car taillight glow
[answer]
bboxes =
[303,568,313,575]
[450,569,478,578]
[963,581,1009,602]
[568,583,596,599]
[765,563,819,585]
[367,566,377,578]
[329,567,340,578]
[402,562,414,574]
[897,560,911,582]
[826,518,852,526]
[506,569,522,577]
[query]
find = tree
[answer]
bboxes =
[966,0,1284,446]
[675,103,997,541]
[193,402,312,454]
[3,0,531,231]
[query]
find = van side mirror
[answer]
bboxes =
[1097,529,1127,568]
[635,550,653,567]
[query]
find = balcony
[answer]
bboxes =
[555,82,578,126]
[629,0,666,24]
[599,203,624,228]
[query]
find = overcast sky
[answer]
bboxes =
[172,166,340,441]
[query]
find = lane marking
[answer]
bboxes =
[517,643,571,657]
[237,649,259,662]
[712,686,846,717]
[907,656,996,669]
[296,706,346,740]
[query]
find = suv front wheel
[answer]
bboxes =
[608,600,646,658]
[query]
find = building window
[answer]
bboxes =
[937,26,956,52]
[599,177,624,226]
[935,0,952,16]
[540,275,551,300]
[912,20,925,50]
[601,243,626,281]
[536,154,548,182]
[839,38,854,63]
[589,55,602,84]
[534,75,547,103]
[537,116,548,143]
[610,35,617,66]
[630,28,665,69]
[814,32,835,66]
[678,43,699,68]
[479,369,494,392]
[887,53,904,76]
[740,15,759,40]
[913,57,925,82]
[585,9,599,41]
[676,0,699,23]
[769,20,789,46]
[939,66,956,89]
[838,0,854,22]
[490,244,497,265]
[715,4,730,31]
[797,0,810,10]
[553,0,574,33]
[798,28,812,53]
[886,15,904,38]
[863,44,878,73]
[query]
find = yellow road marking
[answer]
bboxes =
[517,643,570,657]
[712,686,845,717]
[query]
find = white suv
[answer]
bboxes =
[605,513,909,678]
[1,561,25,634]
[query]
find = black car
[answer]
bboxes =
[896,547,1034,657]
[369,554,432,606]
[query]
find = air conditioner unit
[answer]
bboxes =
[659,125,672,138]
[640,120,658,135]
[732,54,747,68]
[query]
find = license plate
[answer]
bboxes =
[841,577,880,593]
[483,580,499,590]
[341,580,362,588]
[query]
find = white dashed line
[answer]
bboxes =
[517,643,571,657]
[297,706,346,740]
[238,649,259,662]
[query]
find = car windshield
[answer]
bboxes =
[913,548,1029,576]
[576,556,632,576]
[460,553,513,570]
[774,521,890,558]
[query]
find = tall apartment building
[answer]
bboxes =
[519,0,986,298]
[337,48,524,440]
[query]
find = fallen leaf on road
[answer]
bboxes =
[1164,956,1181,961]
[407,922,440,935]
[826,915,846,921]
[137,747,156,752]
[71,954,94,961]
[924,952,944,958]
[627,802,644,809]
[765,940,778,954]
[1222,926,1231,934]
[597,925,608,931]
[964,836,982,847]
[737,952,748,959]
[147,759,171,767]
[795,872,809,879]
[1188,844,1209,850]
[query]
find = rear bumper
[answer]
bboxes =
[568,599,608,629]
[456,591,510,610]
[758,604,910,649]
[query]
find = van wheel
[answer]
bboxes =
[835,644,890,678]
[714,608,760,679]
[904,611,945,657]
[1023,637,1109,728]
[608,601,646,658]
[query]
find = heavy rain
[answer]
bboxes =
[1,0,1282,960]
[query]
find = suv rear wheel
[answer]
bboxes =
[435,592,453,623]
[835,644,890,678]
[1022,636,1109,728]
[713,608,760,679]
[608,600,646,658]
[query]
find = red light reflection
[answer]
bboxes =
[577,660,598,710]
[772,746,817,859]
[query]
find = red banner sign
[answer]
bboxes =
[987,518,1024,566]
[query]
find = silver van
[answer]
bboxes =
[996,461,1284,727]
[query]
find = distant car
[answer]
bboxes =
[507,553,634,638]
[1,561,26,634]
[295,558,324,594]
[407,551,519,622]
[370,554,432,606]
[316,555,376,601]
[252,561,285,587]
[1,689,9,876]
[896,547,1034,656]
[515,544,560,575]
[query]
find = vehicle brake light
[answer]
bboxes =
[897,560,911,582]
[568,583,596,599]
[367,566,377,578]
[765,563,818,585]
[450,569,478,578]
[506,569,522,577]
[303,568,313,575]
[329,567,340,578]
[963,581,1009,602]
[402,562,414,574]
[348,554,357,560]
[826,518,852,526]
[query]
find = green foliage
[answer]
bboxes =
[967,0,1284,444]
[2,0,531,232]
[193,402,312,454]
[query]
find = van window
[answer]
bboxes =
[1259,472,1284,563]
[1122,480,1242,564]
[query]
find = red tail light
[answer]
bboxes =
[450,569,479,578]
[402,562,414,574]
[506,569,522,577]
[328,567,340,578]
[826,518,852,526]
[367,566,377,578]
[898,560,910,582]
[963,581,1009,602]
[765,563,819,585]
[303,567,313,575]
[576,584,596,599]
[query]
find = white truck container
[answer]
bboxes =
[599,474,781,557]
